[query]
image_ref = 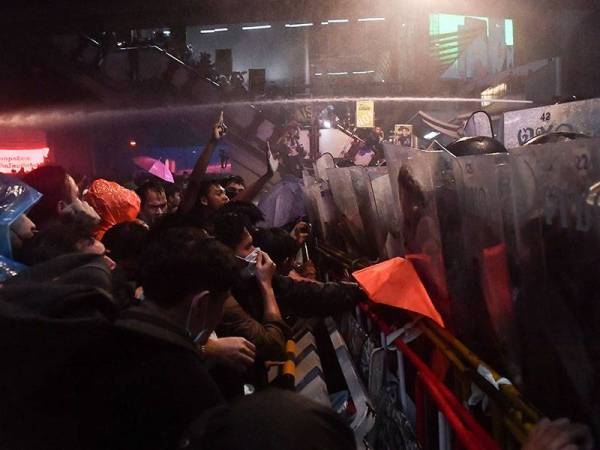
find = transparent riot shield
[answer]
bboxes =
[326,167,376,259]
[302,172,321,237]
[507,138,600,286]
[382,143,418,257]
[324,165,399,260]
[443,153,520,376]
[384,146,453,326]
[366,167,406,259]
[302,173,337,244]
[350,167,387,260]
[505,138,600,432]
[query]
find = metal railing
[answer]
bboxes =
[316,241,542,449]
[358,302,500,450]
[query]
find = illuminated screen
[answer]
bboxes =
[429,13,514,78]
[429,13,489,36]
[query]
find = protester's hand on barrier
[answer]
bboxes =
[61,197,101,226]
[255,251,276,285]
[288,269,304,281]
[288,269,319,283]
[290,260,318,282]
[211,111,228,142]
[290,221,310,245]
[204,337,256,372]
[522,418,593,450]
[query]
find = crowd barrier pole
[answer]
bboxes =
[315,242,543,448]
[361,303,501,450]
[282,340,296,390]
[426,320,542,422]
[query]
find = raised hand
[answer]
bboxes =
[211,110,228,142]
[290,221,310,245]
[266,141,279,176]
[255,250,276,285]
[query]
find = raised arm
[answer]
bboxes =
[233,144,277,203]
[179,115,226,215]
[254,250,283,322]
[216,294,287,361]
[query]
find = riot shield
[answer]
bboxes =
[382,143,418,256]
[501,98,600,148]
[326,167,377,259]
[302,172,321,237]
[505,138,600,432]
[507,138,600,284]
[384,145,453,326]
[302,175,337,244]
[320,163,403,260]
[366,167,406,259]
[349,167,386,260]
[443,153,520,375]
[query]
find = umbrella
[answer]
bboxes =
[133,156,174,183]
[352,257,444,327]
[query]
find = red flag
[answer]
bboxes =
[352,257,445,327]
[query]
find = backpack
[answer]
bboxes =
[0,253,117,450]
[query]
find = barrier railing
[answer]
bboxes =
[315,241,542,449]
[267,340,296,391]
[359,302,500,450]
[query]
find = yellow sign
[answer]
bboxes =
[294,104,312,124]
[356,100,374,128]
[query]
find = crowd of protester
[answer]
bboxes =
[0,115,593,450]
[0,116,365,450]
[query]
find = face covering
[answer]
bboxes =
[237,247,260,280]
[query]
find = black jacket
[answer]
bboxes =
[0,254,224,450]
[218,276,363,360]
[272,275,364,318]
[69,306,225,450]
[0,253,117,450]
[218,295,288,361]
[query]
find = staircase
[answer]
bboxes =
[43,33,284,183]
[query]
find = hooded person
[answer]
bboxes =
[0,174,41,282]
[83,179,142,240]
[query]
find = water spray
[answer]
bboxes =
[0,96,533,128]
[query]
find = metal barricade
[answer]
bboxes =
[316,241,543,449]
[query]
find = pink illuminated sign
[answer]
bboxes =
[0,147,50,173]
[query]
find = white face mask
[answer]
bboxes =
[237,247,260,279]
